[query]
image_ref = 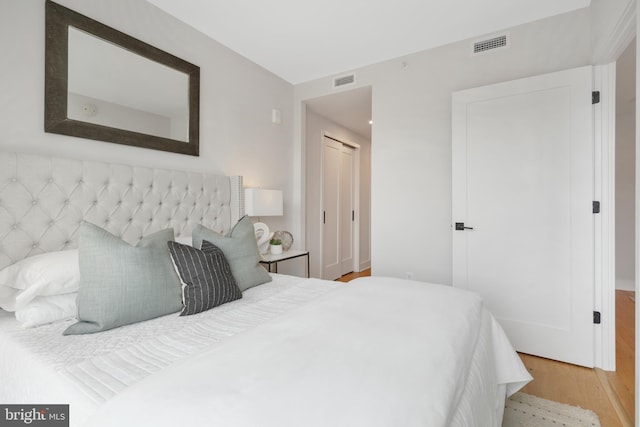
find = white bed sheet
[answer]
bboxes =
[0,275,529,427]
[0,274,337,425]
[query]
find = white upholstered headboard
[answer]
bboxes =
[0,152,243,269]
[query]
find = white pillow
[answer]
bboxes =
[174,235,192,246]
[15,294,78,328]
[0,250,80,311]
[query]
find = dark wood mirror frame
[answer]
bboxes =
[45,1,200,156]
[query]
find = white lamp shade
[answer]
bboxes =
[244,188,283,216]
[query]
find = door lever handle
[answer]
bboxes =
[455,222,474,231]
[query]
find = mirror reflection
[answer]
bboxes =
[45,0,199,156]
[67,27,189,142]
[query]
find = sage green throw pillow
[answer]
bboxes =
[64,223,182,335]
[193,216,271,292]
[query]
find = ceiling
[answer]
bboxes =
[305,87,372,139]
[146,0,591,85]
[144,0,596,140]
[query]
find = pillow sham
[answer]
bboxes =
[174,235,192,246]
[0,250,80,312]
[192,216,271,292]
[15,293,78,328]
[167,240,241,316]
[64,222,182,335]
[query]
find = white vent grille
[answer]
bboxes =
[333,74,355,88]
[472,33,509,55]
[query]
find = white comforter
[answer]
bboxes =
[86,277,529,427]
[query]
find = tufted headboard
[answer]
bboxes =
[0,152,243,269]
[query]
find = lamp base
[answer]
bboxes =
[253,222,273,254]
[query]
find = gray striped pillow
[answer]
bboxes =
[167,240,242,316]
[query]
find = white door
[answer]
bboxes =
[340,145,355,275]
[322,136,356,280]
[322,137,342,280]
[452,66,594,367]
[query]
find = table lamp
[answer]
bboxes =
[244,188,283,254]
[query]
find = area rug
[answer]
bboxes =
[503,392,601,427]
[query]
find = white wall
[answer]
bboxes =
[615,38,636,291]
[170,110,189,142]
[616,111,636,290]
[68,92,172,139]
[295,9,592,284]
[304,108,371,278]
[0,0,297,240]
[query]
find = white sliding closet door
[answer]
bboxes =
[340,145,355,275]
[322,138,341,280]
[322,136,355,280]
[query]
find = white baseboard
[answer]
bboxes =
[616,278,635,291]
[359,260,371,272]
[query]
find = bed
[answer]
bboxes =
[0,152,531,426]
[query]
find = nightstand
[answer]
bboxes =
[260,250,310,278]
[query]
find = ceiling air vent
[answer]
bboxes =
[333,74,355,88]
[472,33,509,56]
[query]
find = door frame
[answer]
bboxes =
[591,0,636,372]
[319,131,361,279]
[594,63,617,371]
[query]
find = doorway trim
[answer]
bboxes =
[594,62,617,371]
[590,0,637,374]
[320,131,361,279]
[591,0,636,65]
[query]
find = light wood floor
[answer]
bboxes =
[605,290,635,424]
[520,290,634,427]
[336,269,372,282]
[337,270,635,426]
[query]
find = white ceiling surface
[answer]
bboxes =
[146,0,590,85]
[305,87,372,139]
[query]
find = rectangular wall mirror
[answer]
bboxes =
[45,1,200,156]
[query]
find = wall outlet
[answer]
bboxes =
[405,272,413,279]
